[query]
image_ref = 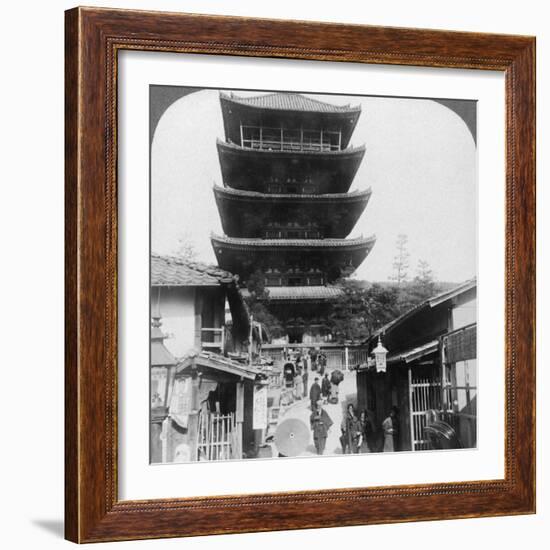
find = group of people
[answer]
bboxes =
[309,399,400,456]
[285,348,329,402]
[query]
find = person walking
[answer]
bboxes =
[310,401,333,455]
[309,377,322,411]
[321,373,331,403]
[294,367,303,400]
[302,353,309,398]
[382,406,399,452]
[318,351,327,376]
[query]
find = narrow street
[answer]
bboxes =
[277,370,360,456]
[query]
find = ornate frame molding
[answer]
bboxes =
[65,7,535,542]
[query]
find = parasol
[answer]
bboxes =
[274,418,310,457]
[330,369,345,385]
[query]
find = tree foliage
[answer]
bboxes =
[242,270,284,339]
[396,259,437,313]
[326,279,401,343]
[389,233,410,286]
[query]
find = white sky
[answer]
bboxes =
[151,89,477,283]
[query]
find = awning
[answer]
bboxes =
[177,351,262,381]
[387,340,439,365]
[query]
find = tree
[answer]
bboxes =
[174,231,198,262]
[390,233,410,286]
[394,260,438,314]
[326,279,401,343]
[242,270,284,339]
[415,260,435,293]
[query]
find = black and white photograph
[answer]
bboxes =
[150,86,478,464]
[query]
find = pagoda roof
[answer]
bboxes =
[221,92,361,114]
[217,139,365,194]
[151,253,235,286]
[213,185,371,239]
[214,184,371,203]
[243,285,344,302]
[211,234,375,251]
[211,234,375,282]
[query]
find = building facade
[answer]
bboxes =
[211,92,375,343]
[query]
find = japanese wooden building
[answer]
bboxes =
[357,279,477,452]
[150,255,268,463]
[211,92,375,343]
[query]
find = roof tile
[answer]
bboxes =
[223,92,360,113]
[151,253,235,286]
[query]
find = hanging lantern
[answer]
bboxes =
[372,336,388,373]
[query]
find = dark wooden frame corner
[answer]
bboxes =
[65,6,536,543]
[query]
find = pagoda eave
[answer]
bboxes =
[213,185,371,239]
[244,285,344,303]
[211,234,375,252]
[217,138,365,159]
[214,184,372,204]
[210,234,375,279]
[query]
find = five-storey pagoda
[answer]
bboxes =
[211,92,375,343]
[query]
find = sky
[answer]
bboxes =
[151,88,477,283]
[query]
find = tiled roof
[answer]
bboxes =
[214,184,372,203]
[211,234,376,250]
[151,253,235,287]
[244,285,343,301]
[222,92,361,113]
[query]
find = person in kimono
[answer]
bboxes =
[309,377,322,411]
[310,401,333,455]
[382,406,399,452]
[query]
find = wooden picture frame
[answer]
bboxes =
[65,6,536,543]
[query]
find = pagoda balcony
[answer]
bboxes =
[240,125,342,153]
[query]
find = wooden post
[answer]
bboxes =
[344,346,349,371]
[160,416,170,463]
[249,314,254,365]
[235,381,244,459]
[440,337,447,412]
[408,367,415,451]
[194,289,202,351]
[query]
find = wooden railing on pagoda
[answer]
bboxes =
[240,125,342,152]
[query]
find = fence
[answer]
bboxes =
[408,374,443,451]
[197,412,235,461]
[264,346,370,371]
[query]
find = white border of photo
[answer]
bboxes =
[118,51,505,501]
